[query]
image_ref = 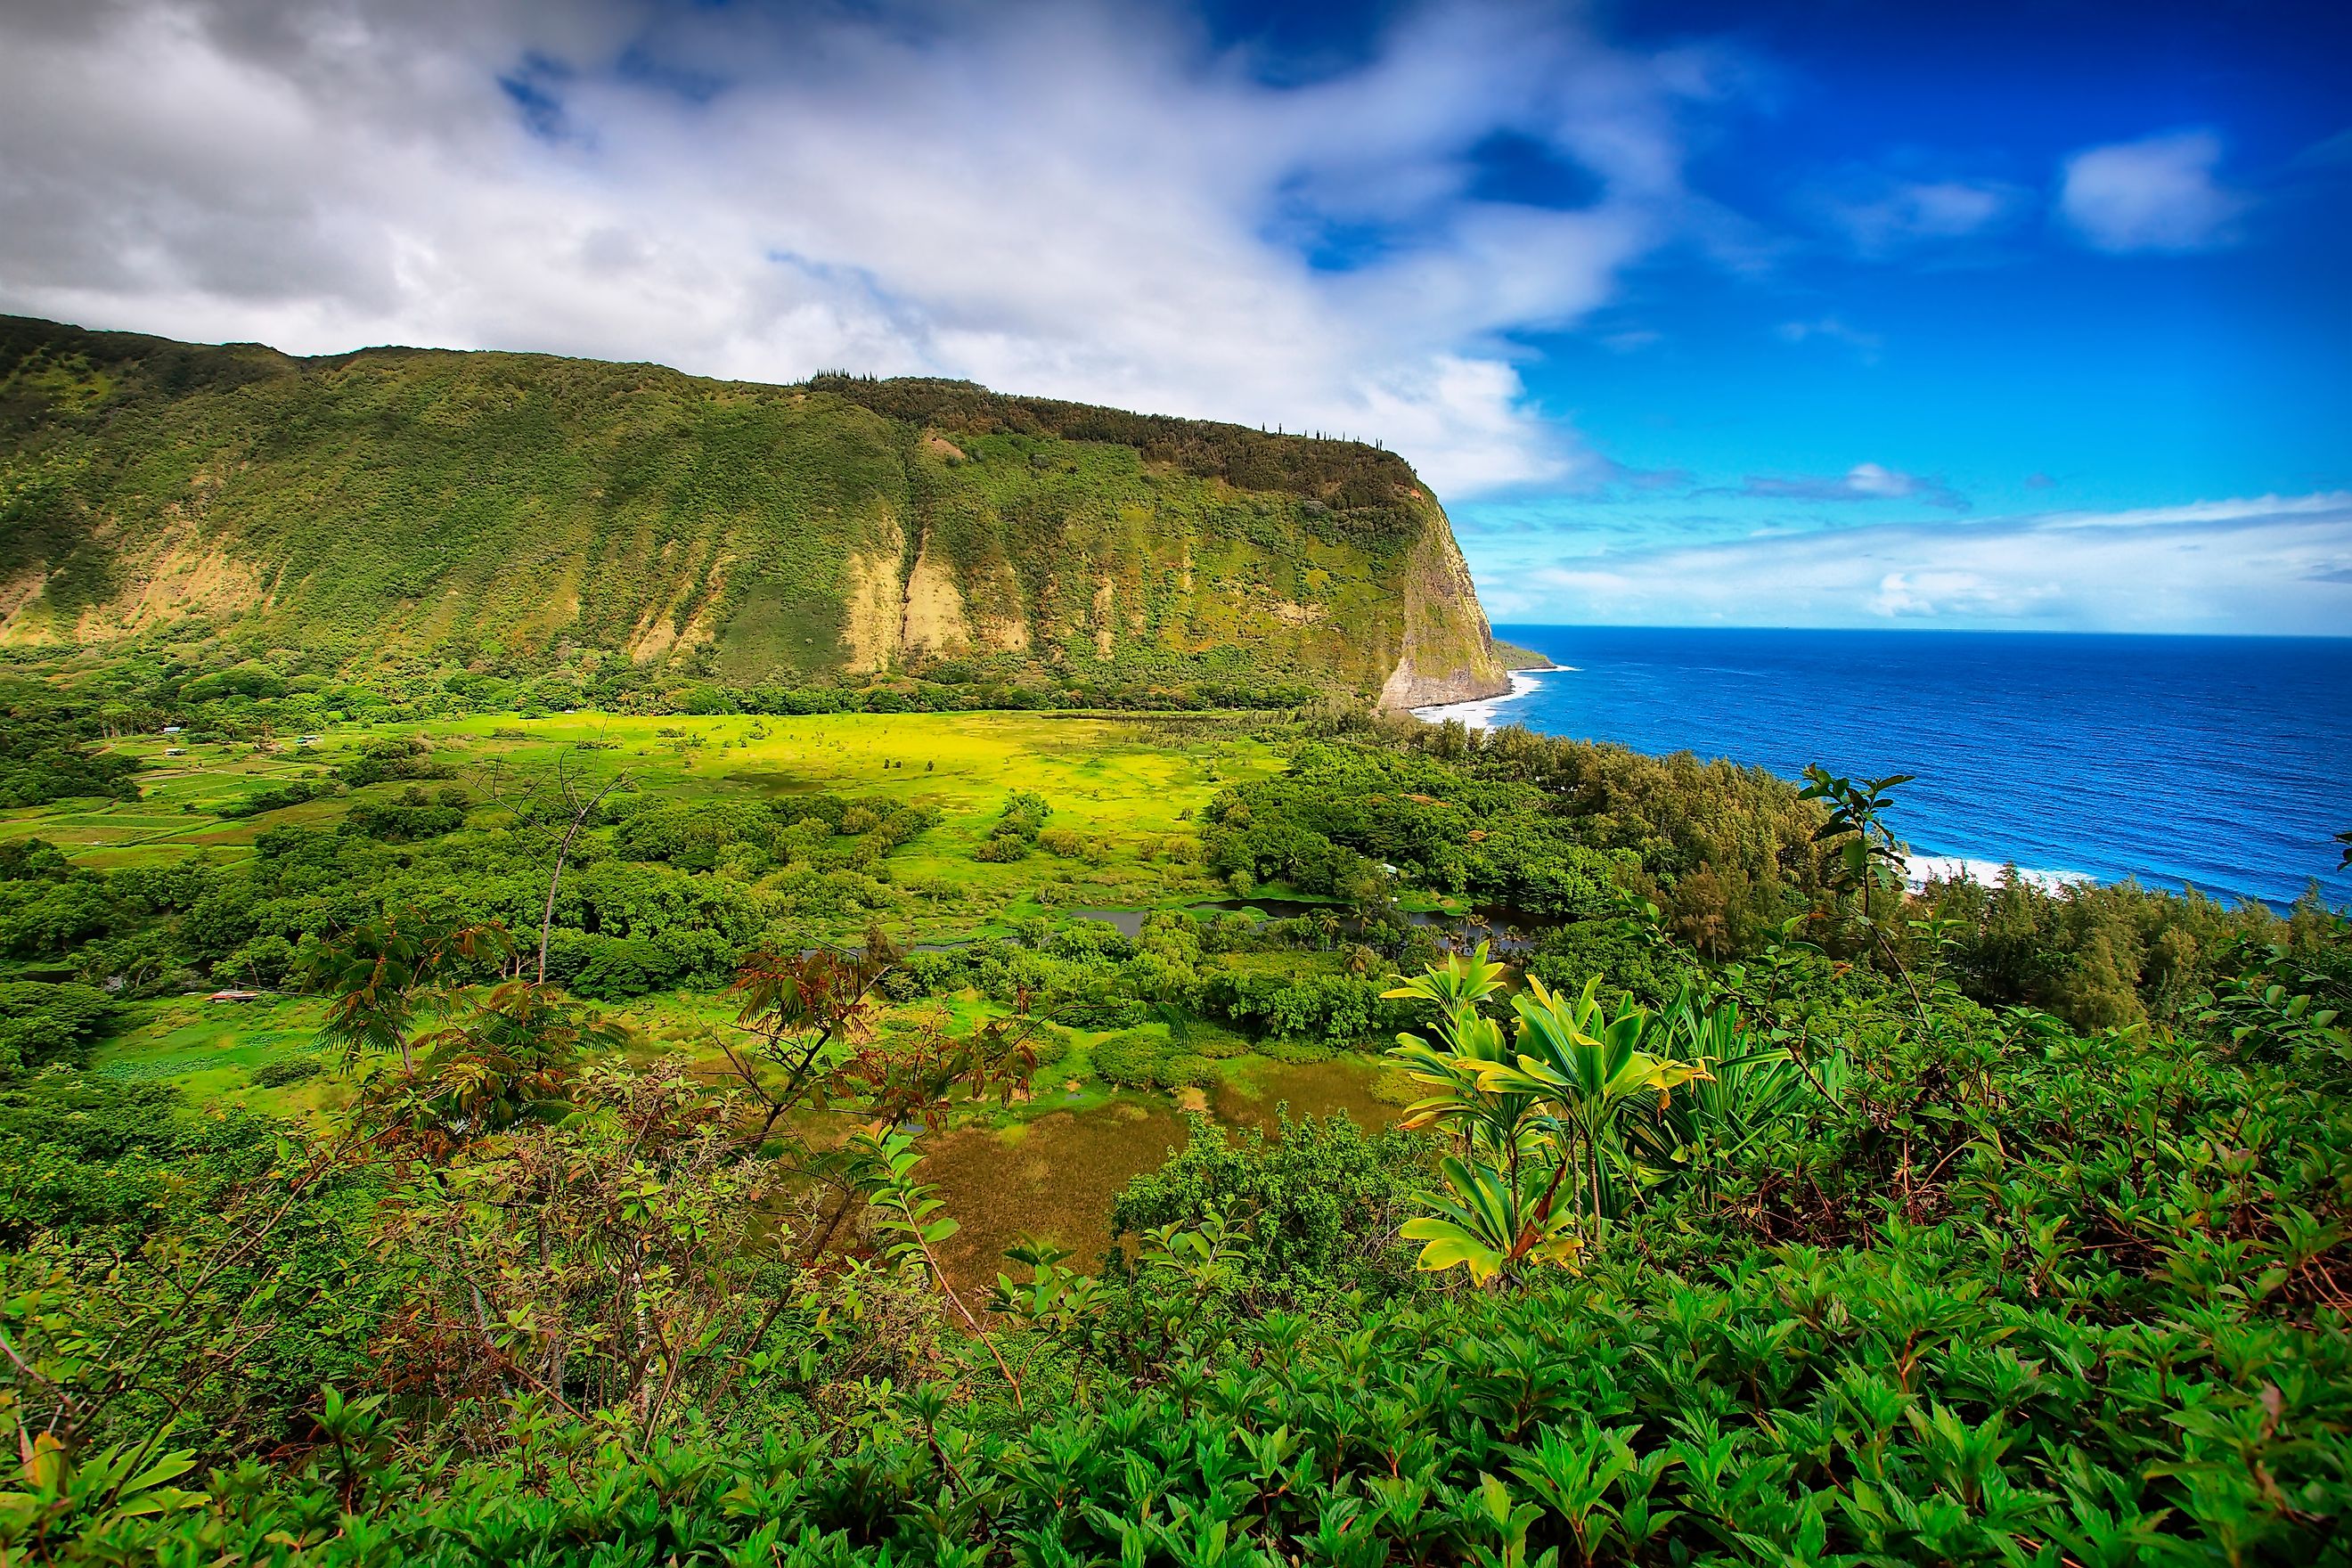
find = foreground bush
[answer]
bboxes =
[25,1234,2348,1565]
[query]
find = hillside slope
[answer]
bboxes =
[0,316,1507,708]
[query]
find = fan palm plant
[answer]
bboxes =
[1617,987,1817,1206]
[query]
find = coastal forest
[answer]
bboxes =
[0,329,2347,1567]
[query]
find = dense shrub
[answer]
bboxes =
[0,981,115,1075]
[1111,1110,1430,1302]
[543,927,739,1000]
[249,1054,323,1088]
[1915,868,2289,1030]
[0,696,142,807]
[1523,918,1701,1007]
[341,785,470,842]
[1205,742,1631,917]
[975,790,1053,862]
[333,736,455,788]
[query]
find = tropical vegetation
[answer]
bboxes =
[0,315,1499,710]
[0,647,2347,1566]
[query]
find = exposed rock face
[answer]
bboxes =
[0,314,1511,706]
[1374,510,1511,710]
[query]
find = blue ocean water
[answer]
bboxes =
[1456,627,2352,910]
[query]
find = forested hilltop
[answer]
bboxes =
[0,315,1507,710]
[1,653,2347,1565]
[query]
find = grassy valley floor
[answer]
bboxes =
[9,708,1415,1291]
[11,708,1278,888]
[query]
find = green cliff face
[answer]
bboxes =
[0,316,1507,708]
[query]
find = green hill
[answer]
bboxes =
[0,315,1507,708]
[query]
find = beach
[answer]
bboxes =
[1411,667,1556,730]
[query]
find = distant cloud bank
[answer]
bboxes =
[1468,491,2352,634]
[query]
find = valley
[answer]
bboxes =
[0,339,2343,1566]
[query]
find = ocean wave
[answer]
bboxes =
[1904,854,2094,894]
[1411,668,1553,730]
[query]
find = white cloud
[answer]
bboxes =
[1869,570,2059,618]
[1468,491,2352,633]
[1735,461,1965,509]
[2059,129,2249,252]
[1842,462,1918,499]
[1818,175,2021,255]
[0,0,1743,498]
[2034,491,2352,529]
[1774,315,1882,362]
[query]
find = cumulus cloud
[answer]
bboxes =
[1467,491,2352,633]
[0,0,1747,497]
[1733,461,1966,510]
[2059,129,2249,252]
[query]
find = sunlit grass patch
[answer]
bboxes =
[89,993,345,1116]
[2,713,1278,903]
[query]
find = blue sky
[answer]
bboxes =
[2,0,2346,631]
[1440,0,2352,629]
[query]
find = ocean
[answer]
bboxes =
[1423,627,2352,911]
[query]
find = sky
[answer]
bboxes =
[1,0,2347,633]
